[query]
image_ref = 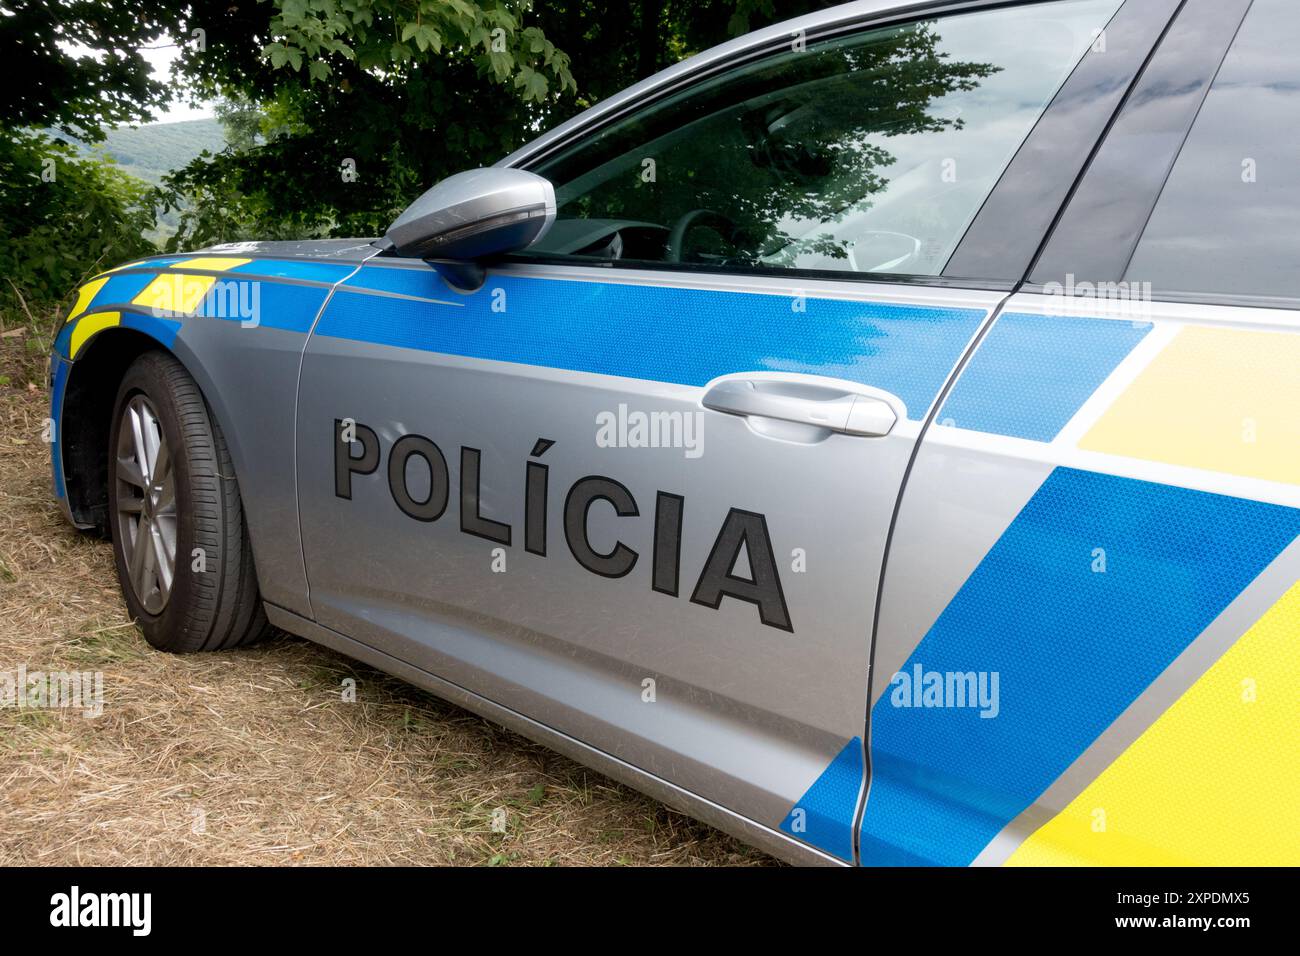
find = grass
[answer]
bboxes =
[0,303,772,866]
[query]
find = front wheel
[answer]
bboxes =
[108,351,270,652]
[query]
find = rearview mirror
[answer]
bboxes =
[383,168,556,264]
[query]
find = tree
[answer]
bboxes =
[151,0,588,243]
[159,0,832,246]
[0,0,190,139]
[2,0,838,264]
[2,0,587,296]
[214,96,265,152]
[0,131,156,302]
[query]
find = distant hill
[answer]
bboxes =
[49,118,227,186]
[48,118,228,244]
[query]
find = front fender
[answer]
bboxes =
[51,254,360,619]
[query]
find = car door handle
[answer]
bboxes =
[702,377,898,437]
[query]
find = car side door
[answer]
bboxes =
[864,0,1300,866]
[296,0,1133,863]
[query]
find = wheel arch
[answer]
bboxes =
[56,319,251,540]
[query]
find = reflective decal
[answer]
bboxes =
[229,259,357,284]
[1081,325,1300,486]
[95,271,166,306]
[58,310,181,361]
[131,274,219,316]
[938,312,1151,441]
[1008,579,1300,866]
[128,258,337,324]
[190,280,327,332]
[780,737,862,862]
[69,312,121,358]
[340,264,459,299]
[859,467,1300,866]
[67,277,109,323]
[166,256,254,272]
[317,271,987,418]
[50,357,70,499]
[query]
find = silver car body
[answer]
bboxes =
[51,0,1300,866]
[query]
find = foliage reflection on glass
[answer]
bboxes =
[534,19,997,272]
[529,0,1121,276]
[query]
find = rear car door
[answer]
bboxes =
[865,0,1300,866]
[295,0,1133,863]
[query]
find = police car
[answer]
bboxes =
[50,0,1300,866]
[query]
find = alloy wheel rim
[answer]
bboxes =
[114,395,177,614]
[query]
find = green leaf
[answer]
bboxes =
[487,50,513,81]
[515,65,548,102]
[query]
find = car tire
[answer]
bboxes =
[107,350,271,652]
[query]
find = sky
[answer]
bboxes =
[138,41,215,123]
[58,36,216,125]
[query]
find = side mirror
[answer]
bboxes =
[383,168,556,263]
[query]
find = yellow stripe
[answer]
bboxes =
[67,277,108,322]
[168,256,252,272]
[68,312,122,359]
[1007,580,1300,866]
[1080,326,1300,486]
[131,274,218,316]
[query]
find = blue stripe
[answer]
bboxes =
[50,358,70,498]
[318,271,987,418]
[780,737,862,862]
[340,264,447,298]
[89,271,159,311]
[190,281,330,333]
[230,259,356,284]
[120,313,181,348]
[860,468,1300,866]
[939,313,1151,442]
[53,321,74,359]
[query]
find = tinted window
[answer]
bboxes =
[523,0,1121,277]
[1126,0,1300,299]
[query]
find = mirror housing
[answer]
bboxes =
[383,168,556,263]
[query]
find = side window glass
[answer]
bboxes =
[1126,0,1300,300]
[523,0,1121,278]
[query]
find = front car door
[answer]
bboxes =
[295,0,1133,863]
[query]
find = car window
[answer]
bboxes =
[521,0,1122,278]
[1125,0,1300,301]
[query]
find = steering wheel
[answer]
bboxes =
[666,209,742,263]
[849,230,925,273]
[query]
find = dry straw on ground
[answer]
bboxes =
[0,325,770,866]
